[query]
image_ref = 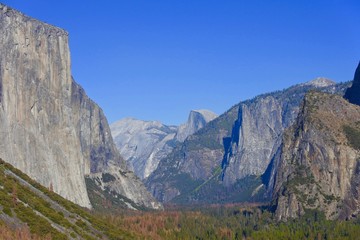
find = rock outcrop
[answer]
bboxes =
[344,62,360,105]
[111,118,178,179]
[146,78,350,203]
[175,110,218,142]
[145,106,237,203]
[110,110,217,179]
[271,91,360,220]
[0,4,160,209]
[222,78,337,185]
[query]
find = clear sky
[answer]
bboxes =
[3,1,360,125]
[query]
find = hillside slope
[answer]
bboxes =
[0,159,135,239]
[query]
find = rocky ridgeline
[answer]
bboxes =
[222,78,338,185]
[272,91,360,220]
[110,110,217,179]
[146,77,350,204]
[270,62,360,220]
[0,4,160,209]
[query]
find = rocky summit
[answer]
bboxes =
[111,118,178,180]
[222,78,337,186]
[175,109,218,142]
[110,109,217,180]
[271,91,360,220]
[0,4,160,210]
[146,78,350,204]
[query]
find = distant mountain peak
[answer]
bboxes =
[191,109,218,122]
[175,109,218,142]
[110,109,217,179]
[302,77,336,88]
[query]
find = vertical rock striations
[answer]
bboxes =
[0,4,160,209]
[146,78,350,203]
[222,78,338,186]
[272,91,360,220]
[0,4,91,207]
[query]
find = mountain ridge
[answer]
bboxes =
[271,91,360,220]
[146,78,350,204]
[110,109,218,179]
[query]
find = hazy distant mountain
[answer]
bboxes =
[175,110,219,142]
[111,110,218,179]
[111,118,178,179]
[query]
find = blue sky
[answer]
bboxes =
[3,1,360,125]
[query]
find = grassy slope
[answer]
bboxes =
[0,159,135,239]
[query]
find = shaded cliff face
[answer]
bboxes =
[146,79,350,204]
[110,110,217,180]
[146,105,238,203]
[272,92,360,220]
[344,62,360,106]
[222,78,340,185]
[0,4,160,210]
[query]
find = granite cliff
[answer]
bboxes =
[0,4,160,209]
[146,78,350,204]
[344,62,360,105]
[222,78,339,185]
[175,109,218,142]
[111,118,178,180]
[110,110,217,180]
[271,91,360,220]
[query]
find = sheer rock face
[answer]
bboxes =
[344,62,360,106]
[110,110,217,180]
[222,78,340,186]
[175,110,218,142]
[146,79,350,203]
[0,4,161,209]
[272,92,360,220]
[222,95,294,185]
[146,107,236,203]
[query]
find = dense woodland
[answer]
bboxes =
[101,205,360,240]
[3,199,360,240]
[0,155,360,239]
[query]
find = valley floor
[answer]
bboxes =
[95,204,360,240]
[1,157,360,240]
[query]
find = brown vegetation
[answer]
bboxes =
[0,222,48,240]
